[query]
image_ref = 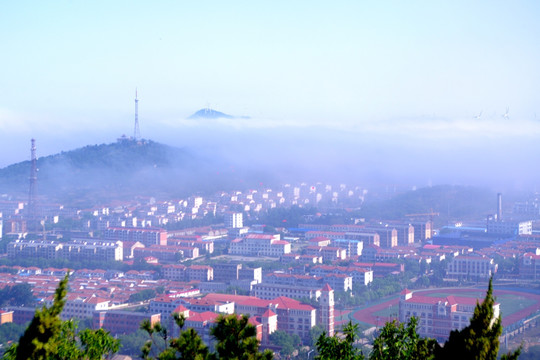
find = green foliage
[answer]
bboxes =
[517,345,540,360]
[3,274,119,360]
[308,325,325,347]
[0,256,162,275]
[211,314,273,360]
[370,318,437,360]
[10,274,69,360]
[0,283,35,307]
[269,330,301,356]
[0,322,26,346]
[129,289,157,303]
[315,321,364,360]
[142,313,273,360]
[250,205,317,228]
[141,314,211,360]
[436,277,520,360]
[358,185,494,225]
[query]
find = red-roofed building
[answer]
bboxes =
[94,311,161,335]
[259,309,278,344]
[399,289,500,341]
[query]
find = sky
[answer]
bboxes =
[1,1,540,189]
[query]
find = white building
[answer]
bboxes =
[225,212,243,229]
[229,234,291,257]
[446,254,497,281]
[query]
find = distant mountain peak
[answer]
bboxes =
[187,108,249,120]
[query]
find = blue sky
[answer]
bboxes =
[1,1,540,179]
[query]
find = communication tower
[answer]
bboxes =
[27,139,38,231]
[134,89,140,140]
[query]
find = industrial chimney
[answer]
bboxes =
[497,193,502,222]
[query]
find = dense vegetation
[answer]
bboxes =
[0,284,35,307]
[0,140,272,205]
[358,185,495,225]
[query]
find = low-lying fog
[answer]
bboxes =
[1,112,539,193]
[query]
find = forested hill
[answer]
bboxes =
[0,139,270,206]
[359,185,496,225]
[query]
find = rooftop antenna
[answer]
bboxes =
[502,107,509,120]
[28,139,38,231]
[134,88,140,140]
[474,111,483,119]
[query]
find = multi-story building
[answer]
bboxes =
[331,239,363,257]
[310,265,373,287]
[363,226,398,248]
[162,264,187,281]
[168,238,214,254]
[186,265,214,282]
[105,227,167,247]
[318,284,334,336]
[7,239,123,262]
[487,220,533,236]
[251,283,321,300]
[225,212,243,229]
[520,252,540,280]
[304,246,347,262]
[213,263,242,282]
[8,240,62,260]
[61,239,123,262]
[121,241,145,259]
[45,294,110,320]
[399,289,500,342]
[446,254,497,281]
[93,311,161,335]
[411,221,432,241]
[134,245,199,263]
[229,234,291,257]
[391,224,415,245]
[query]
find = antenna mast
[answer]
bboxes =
[134,89,140,140]
[28,138,38,231]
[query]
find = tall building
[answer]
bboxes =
[318,284,335,336]
[225,212,243,229]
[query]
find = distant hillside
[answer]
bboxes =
[359,185,496,225]
[0,139,270,206]
[187,108,249,120]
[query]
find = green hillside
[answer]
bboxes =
[359,185,496,225]
[0,139,270,206]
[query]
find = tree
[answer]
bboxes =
[308,325,325,347]
[269,330,301,357]
[0,283,35,307]
[8,274,69,360]
[370,318,437,360]
[211,314,273,360]
[129,288,157,303]
[142,313,272,360]
[3,274,120,360]
[141,313,211,360]
[436,277,520,360]
[315,321,364,360]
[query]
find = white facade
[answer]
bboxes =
[225,212,243,229]
[446,254,497,280]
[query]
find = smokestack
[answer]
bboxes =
[497,193,502,222]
